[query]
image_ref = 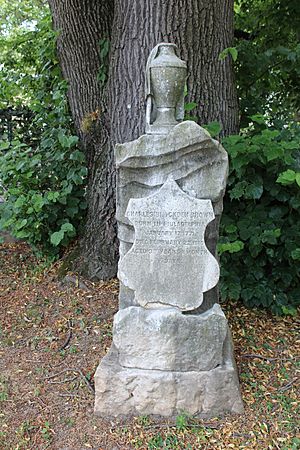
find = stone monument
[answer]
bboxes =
[94,43,244,417]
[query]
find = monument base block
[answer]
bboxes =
[94,345,244,418]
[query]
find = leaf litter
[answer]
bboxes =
[0,242,299,449]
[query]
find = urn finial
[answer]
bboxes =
[145,43,187,135]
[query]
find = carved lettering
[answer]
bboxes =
[118,179,220,310]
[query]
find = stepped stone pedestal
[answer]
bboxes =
[94,303,243,417]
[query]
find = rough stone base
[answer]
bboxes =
[113,305,228,371]
[94,346,244,418]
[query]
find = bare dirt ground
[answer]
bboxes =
[0,242,299,449]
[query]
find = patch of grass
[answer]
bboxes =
[69,345,79,354]
[15,420,37,448]
[101,322,113,338]
[63,417,75,427]
[41,421,52,442]
[0,376,9,402]
[146,432,192,450]
[137,415,151,427]
[147,433,164,449]
[175,412,189,431]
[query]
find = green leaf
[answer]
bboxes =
[52,90,62,100]
[261,228,281,244]
[41,138,54,149]
[295,173,300,187]
[50,230,64,246]
[61,222,75,233]
[58,196,67,205]
[230,181,247,199]
[58,130,69,148]
[184,102,197,112]
[16,160,25,171]
[14,196,26,208]
[276,169,296,185]
[291,248,300,260]
[218,240,244,255]
[203,121,222,137]
[219,47,238,61]
[0,142,10,151]
[66,206,78,217]
[223,134,243,147]
[244,184,263,199]
[241,288,253,302]
[225,224,237,233]
[47,191,60,202]
[281,305,297,316]
[67,135,79,148]
[33,195,45,211]
[15,218,27,230]
[70,150,85,162]
[264,145,284,161]
[250,114,266,125]
[15,230,30,238]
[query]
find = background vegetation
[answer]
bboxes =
[0,0,299,313]
[219,0,300,314]
[0,2,87,257]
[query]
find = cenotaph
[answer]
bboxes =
[94,43,244,417]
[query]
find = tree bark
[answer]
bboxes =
[48,0,118,279]
[49,0,238,280]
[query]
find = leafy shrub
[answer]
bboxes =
[0,131,87,256]
[235,1,300,127]
[219,117,300,314]
[0,12,87,257]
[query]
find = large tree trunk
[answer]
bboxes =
[49,0,238,280]
[48,0,118,279]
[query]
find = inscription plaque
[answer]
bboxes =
[118,179,220,310]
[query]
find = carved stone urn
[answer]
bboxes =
[145,43,187,134]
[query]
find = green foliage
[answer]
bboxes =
[97,39,110,86]
[175,412,190,432]
[146,432,186,449]
[220,118,300,314]
[277,169,300,187]
[202,121,222,138]
[219,46,238,62]
[235,0,300,126]
[184,103,198,122]
[0,0,51,108]
[147,433,164,449]
[0,376,9,402]
[41,420,52,442]
[0,7,87,257]
[218,1,300,313]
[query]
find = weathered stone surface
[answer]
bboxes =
[116,120,228,310]
[94,345,244,418]
[94,46,244,420]
[118,179,219,310]
[113,304,227,371]
[145,43,186,135]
